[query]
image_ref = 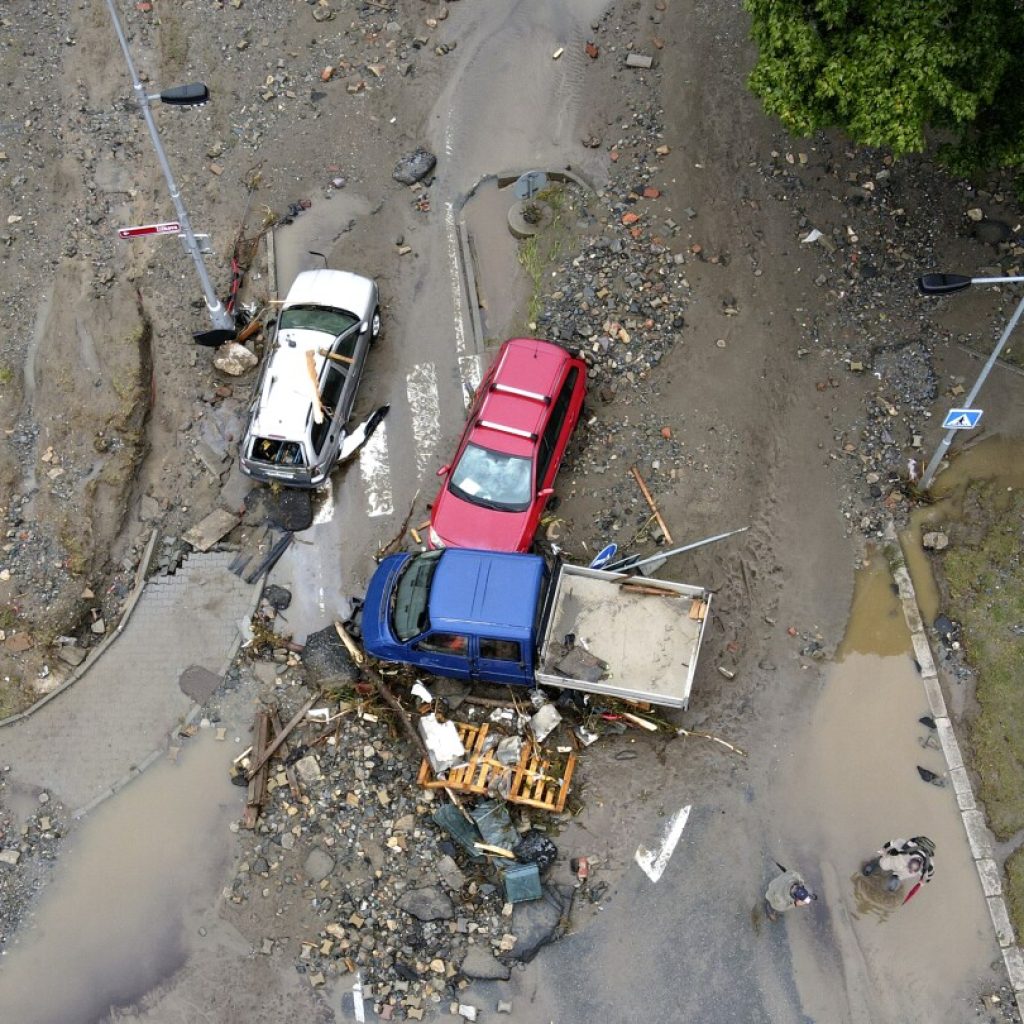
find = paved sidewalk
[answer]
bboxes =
[0,551,258,815]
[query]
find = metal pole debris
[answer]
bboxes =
[605,526,749,574]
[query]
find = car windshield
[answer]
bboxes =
[279,304,359,337]
[449,443,532,511]
[391,550,443,642]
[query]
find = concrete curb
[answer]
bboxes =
[886,521,1024,1010]
[0,529,160,729]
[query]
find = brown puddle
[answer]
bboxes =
[900,434,1024,627]
[780,554,999,1020]
[0,730,241,1024]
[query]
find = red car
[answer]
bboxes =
[429,338,587,552]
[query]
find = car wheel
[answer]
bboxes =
[370,307,382,344]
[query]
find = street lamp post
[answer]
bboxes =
[104,0,235,345]
[917,272,1024,490]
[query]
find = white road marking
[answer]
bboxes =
[359,421,393,517]
[445,200,468,356]
[352,971,365,1023]
[406,362,441,479]
[458,353,483,409]
[311,479,334,526]
[635,804,691,883]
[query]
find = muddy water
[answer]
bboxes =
[0,730,241,1024]
[900,435,1024,627]
[781,556,999,1021]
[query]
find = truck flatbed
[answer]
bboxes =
[536,563,710,709]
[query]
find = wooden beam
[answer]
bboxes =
[246,692,320,779]
[630,465,673,544]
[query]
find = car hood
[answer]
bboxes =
[284,269,375,318]
[431,488,532,553]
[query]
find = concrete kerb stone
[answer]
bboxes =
[887,521,1023,1012]
[1005,945,1024,993]
[0,529,160,729]
[950,766,977,811]
[936,717,964,770]
[921,673,948,720]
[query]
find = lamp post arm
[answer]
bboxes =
[104,0,233,333]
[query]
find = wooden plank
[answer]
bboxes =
[243,710,271,828]
[630,465,673,544]
[270,710,301,800]
[246,692,319,779]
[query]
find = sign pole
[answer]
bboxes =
[920,289,1024,490]
[104,0,234,335]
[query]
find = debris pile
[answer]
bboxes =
[226,602,736,1015]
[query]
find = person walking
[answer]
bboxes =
[764,864,816,922]
[862,836,935,902]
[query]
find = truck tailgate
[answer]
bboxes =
[535,564,710,709]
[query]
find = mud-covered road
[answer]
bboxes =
[2,0,1024,1022]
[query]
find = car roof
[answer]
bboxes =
[248,270,374,441]
[467,338,573,456]
[428,548,545,640]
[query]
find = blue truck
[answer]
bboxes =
[360,548,712,709]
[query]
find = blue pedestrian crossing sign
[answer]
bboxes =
[942,408,983,430]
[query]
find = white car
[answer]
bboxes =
[240,269,380,487]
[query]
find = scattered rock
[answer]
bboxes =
[398,886,455,922]
[303,848,335,882]
[213,342,258,377]
[460,946,511,980]
[393,148,437,186]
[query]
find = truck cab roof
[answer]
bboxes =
[428,548,546,643]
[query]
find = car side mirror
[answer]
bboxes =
[538,487,554,498]
[437,464,450,477]
[360,321,369,334]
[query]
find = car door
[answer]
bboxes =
[331,322,365,431]
[409,631,472,680]
[311,363,347,476]
[473,636,529,686]
[529,366,581,533]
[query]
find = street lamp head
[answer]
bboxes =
[159,82,210,106]
[918,273,972,295]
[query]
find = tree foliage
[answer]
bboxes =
[743,0,1024,173]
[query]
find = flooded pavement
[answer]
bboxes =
[0,729,240,1024]
[781,554,1004,1021]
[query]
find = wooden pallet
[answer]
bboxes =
[418,721,577,813]
[507,744,576,813]
[417,722,502,797]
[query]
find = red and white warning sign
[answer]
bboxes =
[117,221,181,239]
